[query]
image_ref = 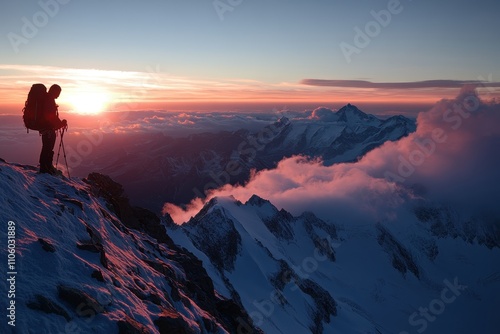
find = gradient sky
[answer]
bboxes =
[1,0,499,114]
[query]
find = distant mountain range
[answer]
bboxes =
[72,104,416,212]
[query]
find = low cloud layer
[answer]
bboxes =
[309,107,338,122]
[164,88,500,224]
[98,111,280,136]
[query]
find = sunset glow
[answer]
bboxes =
[0,1,499,117]
[62,88,111,115]
[1,64,499,116]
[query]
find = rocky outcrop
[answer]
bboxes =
[185,200,242,272]
[376,223,420,278]
[414,203,500,249]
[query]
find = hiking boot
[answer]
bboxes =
[39,163,50,174]
[47,165,62,176]
[39,150,54,174]
[39,165,62,176]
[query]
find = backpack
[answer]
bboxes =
[22,83,47,132]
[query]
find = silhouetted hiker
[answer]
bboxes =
[39,84,67,174]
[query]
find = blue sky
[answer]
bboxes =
[1,0,499,113]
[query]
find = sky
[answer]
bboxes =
[1,0,500,115]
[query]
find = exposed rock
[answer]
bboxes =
[57,285,106,317]
[414,203,500,249]
[38,238,56,253]
[154,310,195,334]
[185,206,242,272]
[298,279,337,334]
[77,241,101,253]
[377,223,419,278]
[26,294,70,321]
[301,212,337,262]
[85,172,176,247]
[263,209,295,241]
[91,269,105,282]
[271,259,294,292]
[117,316,150,334]
[81,224,108,269]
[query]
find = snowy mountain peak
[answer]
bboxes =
[336,103,380,125]
[246,194,273,207]
[185,205,242,272]
[383,114,415,126]
[169,194,346,333]
[189,195,240,223]
[277,116,290,125]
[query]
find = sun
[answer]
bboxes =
[64,89,110,115]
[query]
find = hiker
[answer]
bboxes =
[39,84,67,174]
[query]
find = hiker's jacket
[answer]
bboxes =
[40,96,64,131]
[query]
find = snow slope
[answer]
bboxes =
[0,159,260,334]
[169,195,500,334]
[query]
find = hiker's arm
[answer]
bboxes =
[52,117,66,130]
[45,108,65,129]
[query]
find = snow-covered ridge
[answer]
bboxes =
[168,194,500,334]
[170,195,340,334]
[0,159,260,334]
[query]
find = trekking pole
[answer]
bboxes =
[60,128,70,179]
[56,127,71,178]
[55,127,64,169]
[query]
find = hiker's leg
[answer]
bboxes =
[47,130,56,168]
[40,130,56,173]
[40,132,49,172]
